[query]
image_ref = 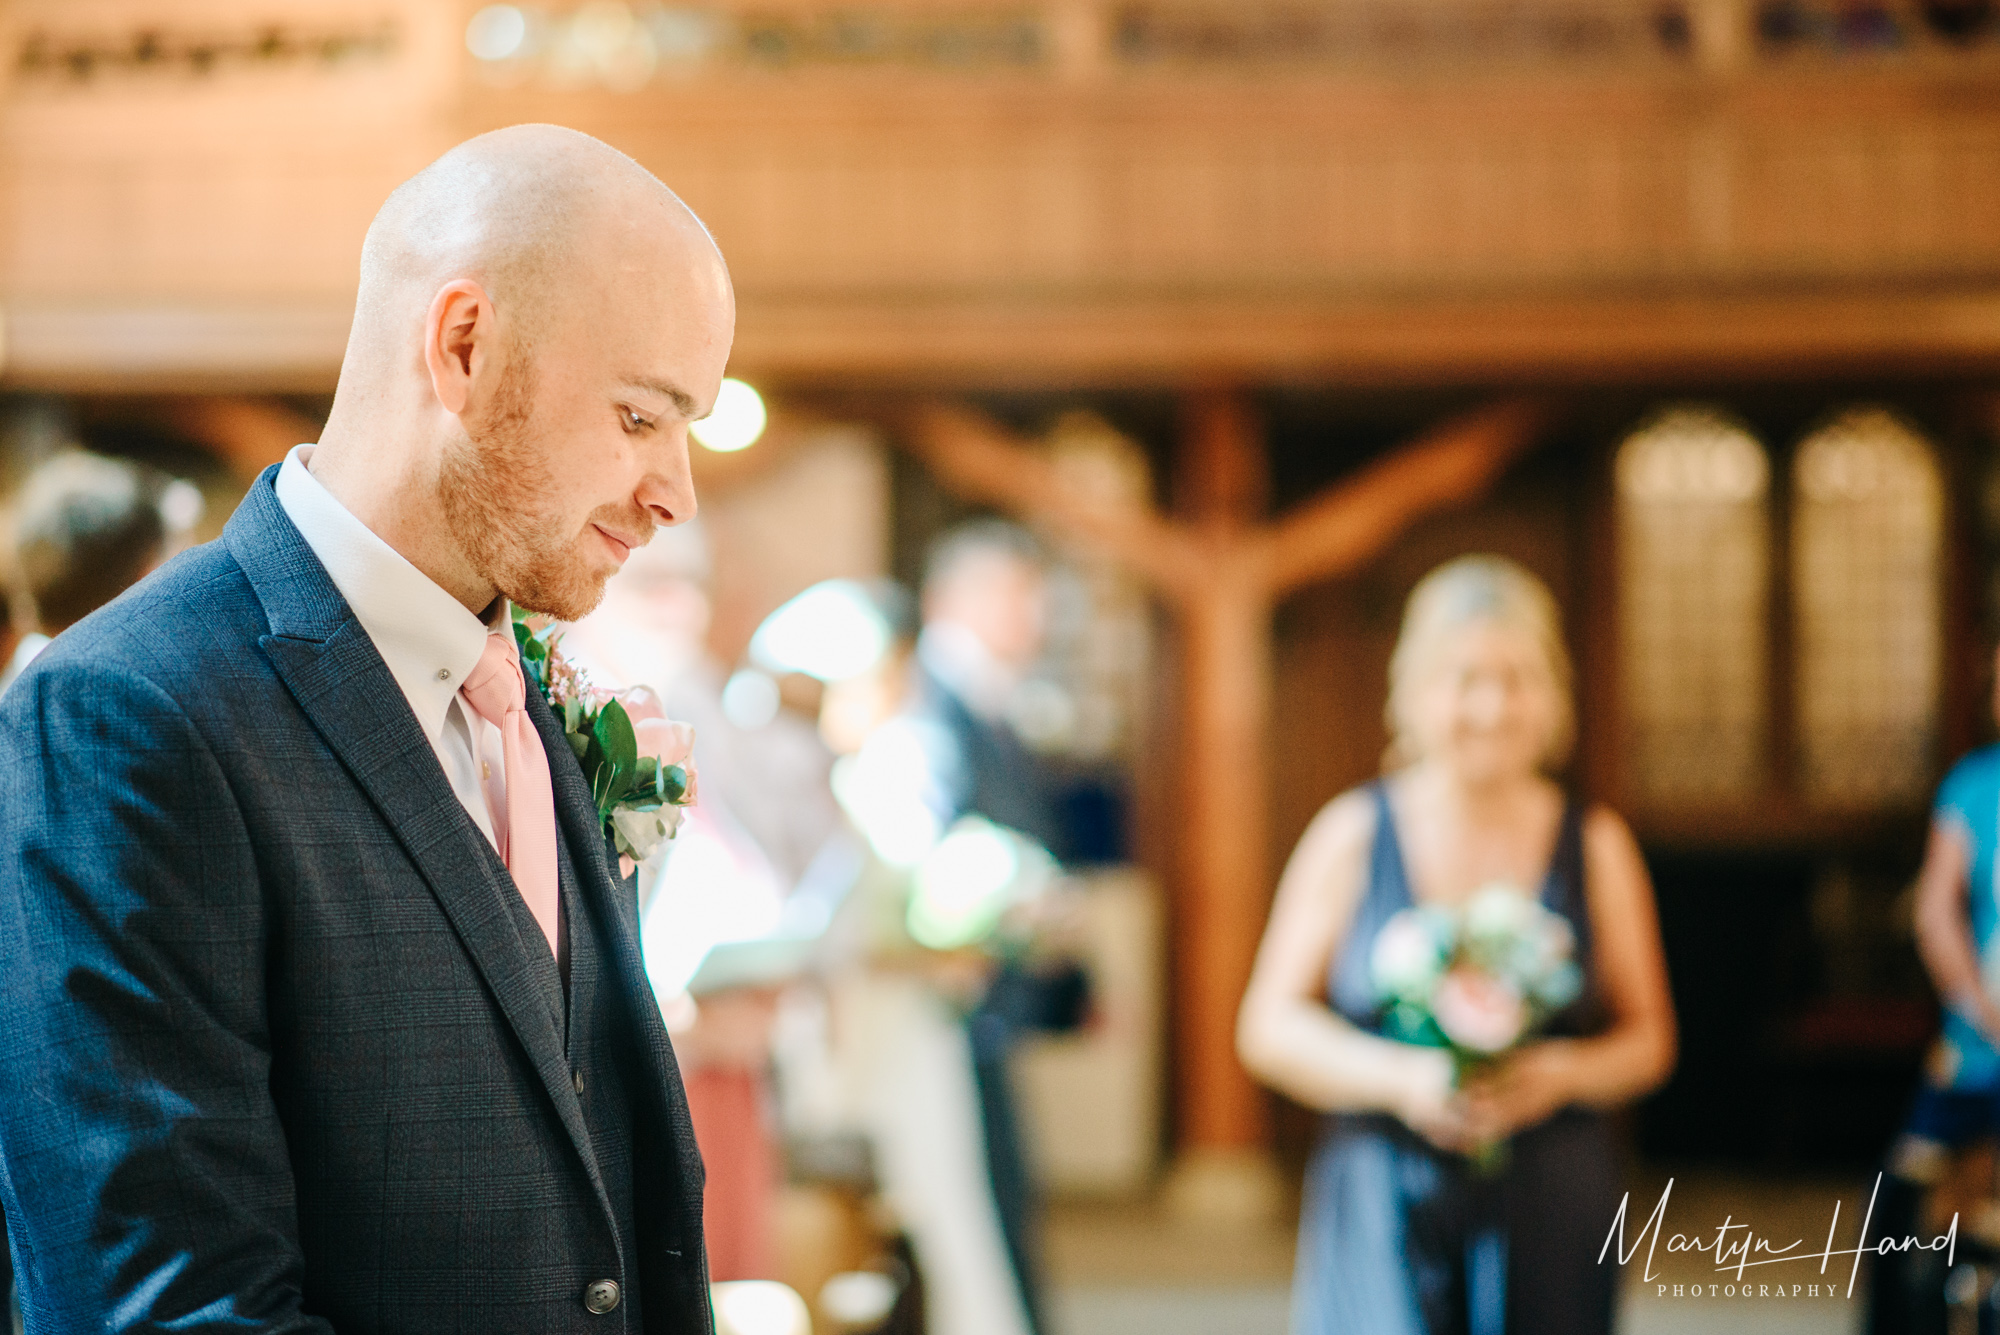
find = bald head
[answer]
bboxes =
[317,124,734,621]
[352,124,724,373]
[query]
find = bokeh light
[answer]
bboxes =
[720,668,781,730]
[465,5,528,61]
[749,579,889,682]
[690,377,767,453]
[712,1280,811,1335]
[908,816,1036,950]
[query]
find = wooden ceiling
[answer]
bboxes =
[8,0,2000,389]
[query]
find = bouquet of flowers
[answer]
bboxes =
[512,607,697,875]
[1371,883,1583,1163]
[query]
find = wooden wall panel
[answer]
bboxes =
[10,1,2000,383]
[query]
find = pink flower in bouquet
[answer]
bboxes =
[1432,966,1527,1054]
[618,686,699,804]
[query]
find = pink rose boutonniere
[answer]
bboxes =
[511,607,697,877]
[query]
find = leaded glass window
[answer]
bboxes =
[1793,408,1943,807]
[1617,407,1771,804]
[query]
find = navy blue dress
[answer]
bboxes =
[1291,782,1621,1335]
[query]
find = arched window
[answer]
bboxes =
[1616,407,1772,805]
[1792,408,1943,807]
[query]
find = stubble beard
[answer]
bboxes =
[438,350,607,623]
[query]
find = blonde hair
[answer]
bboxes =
[1384,554,1574,771]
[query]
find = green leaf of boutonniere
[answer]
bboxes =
[591,699,638,814]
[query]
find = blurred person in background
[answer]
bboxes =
[902,521,1085,1335]
[1,450,180,692]
[564,520,843,1284]
[1870,643,2000,1334]
[1238,555,1676,1335]
[777,537,1084,1335]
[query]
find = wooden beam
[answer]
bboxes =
[900,401,1202,594]
[1177,392,1267,531]
[1257,398,1557,596]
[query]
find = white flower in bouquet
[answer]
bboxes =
[1371,884,1583,1059]
[1463,882,1539,943]
[1369,905,1455,1003]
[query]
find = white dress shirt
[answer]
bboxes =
[916,620,1020,724]
[275,445,509,852]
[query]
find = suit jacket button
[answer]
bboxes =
[584,1279,621,1314]
[573,1068,586,1094]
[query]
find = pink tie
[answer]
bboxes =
[459,632,561,958]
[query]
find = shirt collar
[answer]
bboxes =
[917,620,1019,723]
[274,444,500,744]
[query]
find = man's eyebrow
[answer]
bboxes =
[621,377,698,418]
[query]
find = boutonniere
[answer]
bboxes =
[511,606,697,876]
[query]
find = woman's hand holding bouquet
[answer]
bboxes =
[1371,883,1584,1169]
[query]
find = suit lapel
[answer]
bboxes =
[525,684,691,1088]
[225,471,612,1216]
[525,663,709,1214]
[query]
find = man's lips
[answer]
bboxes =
[593,524,638,562]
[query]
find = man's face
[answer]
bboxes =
[440,230,734,621]
[930,553,1048,670]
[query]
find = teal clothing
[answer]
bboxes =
[1931,745,2000,1090]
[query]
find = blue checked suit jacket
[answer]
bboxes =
[0,470,711,1333]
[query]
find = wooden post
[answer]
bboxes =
[1168,393,1278,1167]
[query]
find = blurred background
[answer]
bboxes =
[8,0,2000,1331]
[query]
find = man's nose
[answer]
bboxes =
[636,434,699,526]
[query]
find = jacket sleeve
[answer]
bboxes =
[0,657,335,1334]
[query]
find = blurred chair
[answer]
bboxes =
[1012,867,1164,1197]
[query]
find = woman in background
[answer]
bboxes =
[1238,555,1676,1335]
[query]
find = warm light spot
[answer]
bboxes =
[712,1281,811,1335]
[818,1272,899,1327]
[691,377,767,453]
[465,5,528,61]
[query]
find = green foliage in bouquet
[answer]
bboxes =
[512,607,691,861]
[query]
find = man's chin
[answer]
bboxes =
[503,565,610,624]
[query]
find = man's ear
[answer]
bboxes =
[423,280,493,417]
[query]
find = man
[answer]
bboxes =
[0,125,733,1333]
[913,522,1068,859]
[1,449,174,691]
[908,521,1085,1335]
